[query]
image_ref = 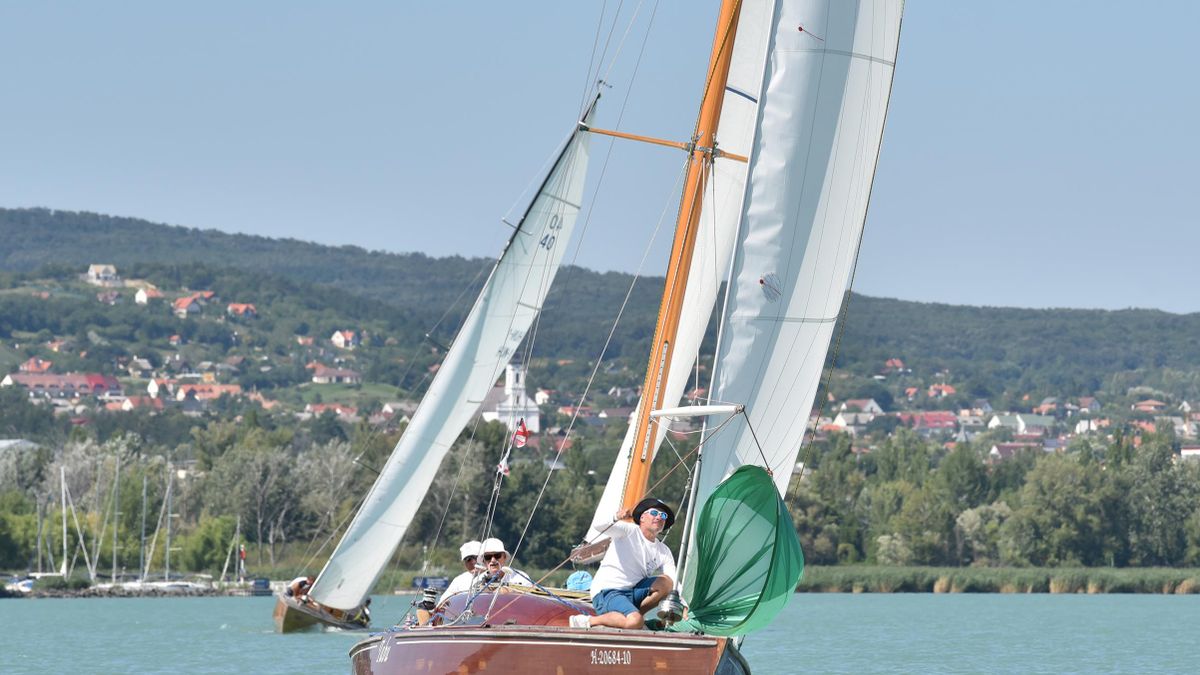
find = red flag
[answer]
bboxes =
[513,419,529,448]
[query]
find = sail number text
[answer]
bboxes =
[589,649,632,666]
[539,214,563,250]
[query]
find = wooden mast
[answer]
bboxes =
[620,0,742,511]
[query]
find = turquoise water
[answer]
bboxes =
[1,593,1194,673]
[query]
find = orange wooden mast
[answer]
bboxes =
[619,0,742,511]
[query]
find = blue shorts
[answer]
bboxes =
[592,576,657,616]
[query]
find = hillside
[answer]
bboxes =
[5,206,1200,410]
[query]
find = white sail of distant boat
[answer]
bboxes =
[306,106,596,612]
[586,0,773,542]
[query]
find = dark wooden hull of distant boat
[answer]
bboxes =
[347,591,748,674]
[273,593,364,633]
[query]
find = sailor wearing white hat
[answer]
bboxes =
[438,540,483,603]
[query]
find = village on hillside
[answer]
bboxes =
[3,264,1200,470]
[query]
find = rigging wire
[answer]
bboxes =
[576,1,611,116]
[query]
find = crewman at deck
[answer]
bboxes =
[478,538,533,588]
[438,540,483,603]
[569,498,676,630]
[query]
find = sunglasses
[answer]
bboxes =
[483,552,505,562]
[645,508,669,521]
[462,556,477,564]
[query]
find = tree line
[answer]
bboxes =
[794,429,1200,568]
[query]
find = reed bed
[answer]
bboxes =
[797,566,1200,594]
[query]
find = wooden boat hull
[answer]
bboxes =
[273,593,365,633]
[348,589,749,674]
[349,625,747,675]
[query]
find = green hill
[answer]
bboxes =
[5,206,1200,410]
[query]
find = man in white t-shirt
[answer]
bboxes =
[438,540,482,603]
[569,498,676,630]
[477,537,533,588]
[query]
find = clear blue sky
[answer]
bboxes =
[2,2,1197,313]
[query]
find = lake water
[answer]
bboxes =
[1,593,1194,674]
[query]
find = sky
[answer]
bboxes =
[1,2,1197,313]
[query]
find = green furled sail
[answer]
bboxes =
[670,465,803,636]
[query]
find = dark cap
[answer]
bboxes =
[632,497,675,531]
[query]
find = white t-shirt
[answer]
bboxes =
[437,567,533,604]
[438,570,476,604]
[589,520,676,599]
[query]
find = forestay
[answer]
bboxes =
[586,0,773,542]
[693,0,903,512]
[310,109,595,611]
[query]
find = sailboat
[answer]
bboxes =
[273,97,596,632]
[347,0,902,671]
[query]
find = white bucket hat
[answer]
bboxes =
[480,538,508,556]
[459,540,482,560]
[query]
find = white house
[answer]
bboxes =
[331,330,360,349]
[86,264,120,286]
[135,288,164,304]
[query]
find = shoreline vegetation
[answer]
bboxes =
[9,566,1200,599]
[797,565,1200,594]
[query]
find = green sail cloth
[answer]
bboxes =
[669,465,804,636]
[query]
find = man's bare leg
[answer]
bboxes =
[588,610,644,630]
[638,576,673,614]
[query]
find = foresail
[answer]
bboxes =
[694,0,903,509]
[586,0,773,542]
[309,111,594,611]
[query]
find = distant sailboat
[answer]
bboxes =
[273,102,596,632]
[349,0,903,672]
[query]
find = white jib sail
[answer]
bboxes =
[586,0,773,542]
[693,0,903,509]
[310,113,593,611]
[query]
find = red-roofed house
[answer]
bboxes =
[310,364,362,385]
[1,373,121,398]
[121,397,165,412]
[988,442,1040,463]
[904,386,919,400]
[1132,400,1167,413]
[928,384,957,399]
[19,357,53,374]
[135,288,164,305]
[173,296,202,318]
[175,383,243,402]
[331,330,360,349]
[841,398,884,414]
[898,411,958,435]
[226,303,258,318]
[305,402,358,419]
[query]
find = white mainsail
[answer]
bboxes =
[310,112,594,611]
[585,0,773,541]
[693,0,903,509]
